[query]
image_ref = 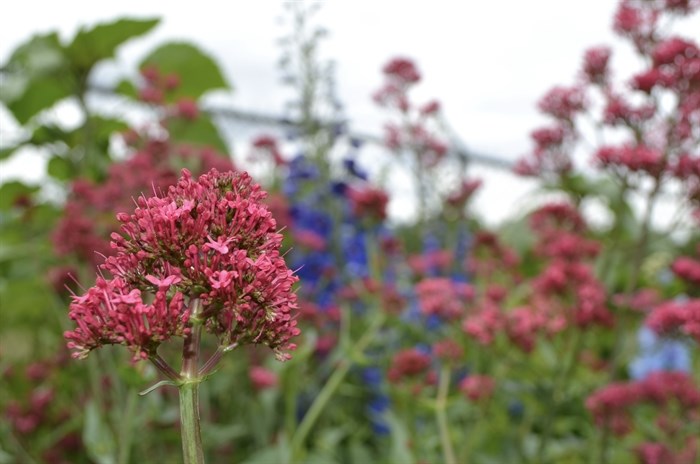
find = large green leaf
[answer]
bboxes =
[2,32,64,77]
[0,33,73,124]
[166,113,229,153]
[139,42,231,101]
[7,75,74,124]
[67,17,160,73]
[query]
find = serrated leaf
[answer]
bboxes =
[139,42,230,101]
[166,113,229,154]
[47,156,74,180]
[67,17,160,72]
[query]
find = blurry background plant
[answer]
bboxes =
[1,1,698,463]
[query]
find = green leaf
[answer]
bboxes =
[29,124,71,145]
[0,145,21,161]
[0,181,39,210]
[83,400,117,464]
[47,155,74,180]
[2,32,64,76]
[1,33,73,123]
[67,17,160,72]
[139,42,230,101]
[4,74,73,125]
[166,113,229,153]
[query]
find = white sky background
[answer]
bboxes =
[1,1,698,225]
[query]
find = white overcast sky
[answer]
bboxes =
[1,1,698,224]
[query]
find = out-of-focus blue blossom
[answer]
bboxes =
[366,394,391,435]
[401,297,443,331]
[629,327,691,380]
[290,204,333,241]
[349,137,364,149]
[330,181,348,196]
[361,367,384,389]
[284,155,321,196]
[507,400,525,423]
[342,227,369,279]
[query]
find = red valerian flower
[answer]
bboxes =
[65,277,189,361]
[249,366,278,390]
[65,169,300,362]
[346,186,389,222]
[582,46,612,84]
[646,298,700,343]
[537,85,587,120]
[671,255,700,286]
[459,375,495,403]
[387,348,432,383]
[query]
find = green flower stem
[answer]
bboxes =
[149,352,182,381]
[179,299,205,464]
[435,365,457,464]
[290,312,386,460]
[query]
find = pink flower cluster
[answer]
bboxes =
[462,203,612,352]
[65,169,300,362]
[346,186,390,222]
[53,133,233,270]
[595,143,665,177]
[65,277,189,360]
[250,134,285,166]
[516,0,699,190]
[586,372,700,443]
[671,253,700,286]
[415,278,474,321]
[387,348,432,383]
[459,375,495,403]
[374,57,450,168]
[646,298,700,343]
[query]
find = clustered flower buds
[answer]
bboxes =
[65,169,300,362]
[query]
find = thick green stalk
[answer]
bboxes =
[435,366,457,464]
[179,299,205,464]
[179,382,204,464]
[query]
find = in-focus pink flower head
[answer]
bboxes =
[65,168,300,362]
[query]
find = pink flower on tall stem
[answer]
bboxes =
[65,168,300,363]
